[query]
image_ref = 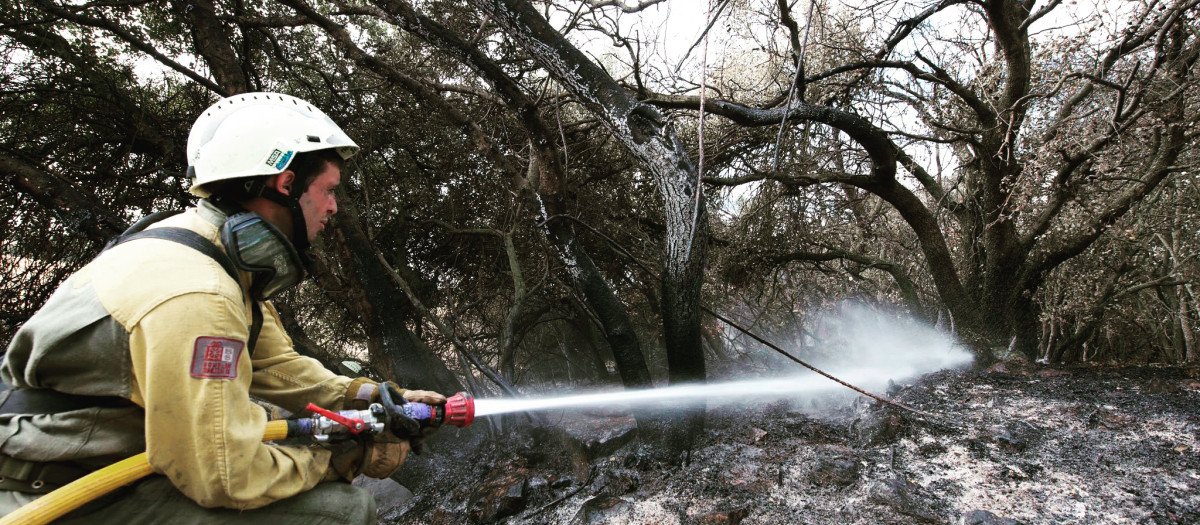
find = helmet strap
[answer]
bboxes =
[241,179,314,271]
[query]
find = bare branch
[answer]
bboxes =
[807,59,993,125]
[585,0,667,13]
[673,0,731,76]
[432,81,506,104]
[877,0,970,60]
[30,0,226,95]
[1018,0,1063,32]
[767,247,922,311]
[776,0,802,58]
[893,146,960,212]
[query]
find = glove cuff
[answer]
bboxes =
[344,377,378,410]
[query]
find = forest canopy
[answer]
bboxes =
[3,0,1198,410]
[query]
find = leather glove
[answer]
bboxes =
[344,378,447,410]
[325,433,411,482]
[368,383,445,455]
[345,379,447,454]
[362,431,409,479]
[401,389,446,405]
[343,378,391,410]
[388,385,445,454]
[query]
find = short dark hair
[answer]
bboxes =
[206,148,345,203]
[288,149,346,194]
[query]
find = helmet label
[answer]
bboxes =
[265,149,295,170]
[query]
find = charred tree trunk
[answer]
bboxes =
[542,216,654,391]
[470,0,709,457]
[1184,291,1197,364]
[330,202,462,393]
[496,232,524,384]
[564,310,617,382]
[173,0,248,95]
[348,0,663,418]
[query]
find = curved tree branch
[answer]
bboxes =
[32,0,226,95]
[0,151,127,245]
[806,59,993,125]
[636,82,981,339]
[171,0,248,94]
[768,248,923,312]
[585,0,666,13]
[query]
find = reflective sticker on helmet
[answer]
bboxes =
[274,150,294,170]
[264,149,294,170]
[191,337,244,380]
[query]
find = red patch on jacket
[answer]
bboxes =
[190,337,244,379]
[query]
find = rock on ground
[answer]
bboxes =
[353,476,413,520]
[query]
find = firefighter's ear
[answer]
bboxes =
[267,171,296,196]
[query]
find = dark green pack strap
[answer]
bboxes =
[0,454,93,493]
[108,228,239,284]
[103,209,184,251]
[106,221,264,353]
[0,386,130,415]
[249,301,263,355]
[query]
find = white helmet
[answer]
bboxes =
[187,92,359,197]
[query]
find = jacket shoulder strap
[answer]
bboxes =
[103,218,263,352]
[111,227,239,283]
[102,210,184,252]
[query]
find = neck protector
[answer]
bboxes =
[238,178,312,259]
[221,211,305,300]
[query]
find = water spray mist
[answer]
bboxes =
[459,304,972,426]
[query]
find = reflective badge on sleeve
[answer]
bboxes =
[191,337,244,379]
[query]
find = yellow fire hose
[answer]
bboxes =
[0,420,290,525]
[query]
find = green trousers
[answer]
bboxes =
[0,476,375,525]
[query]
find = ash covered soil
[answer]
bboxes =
[389,366,1200,524]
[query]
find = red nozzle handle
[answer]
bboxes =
[305,403,366,434]
[441,392,474,428]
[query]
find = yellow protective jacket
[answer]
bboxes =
[1,201,352,509]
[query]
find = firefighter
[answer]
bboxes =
[0,92,441,524]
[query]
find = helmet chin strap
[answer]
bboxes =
[258,189,309,252]
[242,179,314,271]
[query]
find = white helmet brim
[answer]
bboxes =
[187,92,359,197]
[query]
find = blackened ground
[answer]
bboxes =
[389,366,1200,524]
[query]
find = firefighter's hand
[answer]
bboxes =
[361,432,410,479]
[344,378,446,409]
[326,434,410,481]
[399,389,446,454]
[344,378,389,410]
[402,389,446,405]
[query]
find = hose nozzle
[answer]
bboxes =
[441,392,474,427]
[398,392,474,428]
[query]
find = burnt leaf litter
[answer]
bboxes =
[390,366,1200,524]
